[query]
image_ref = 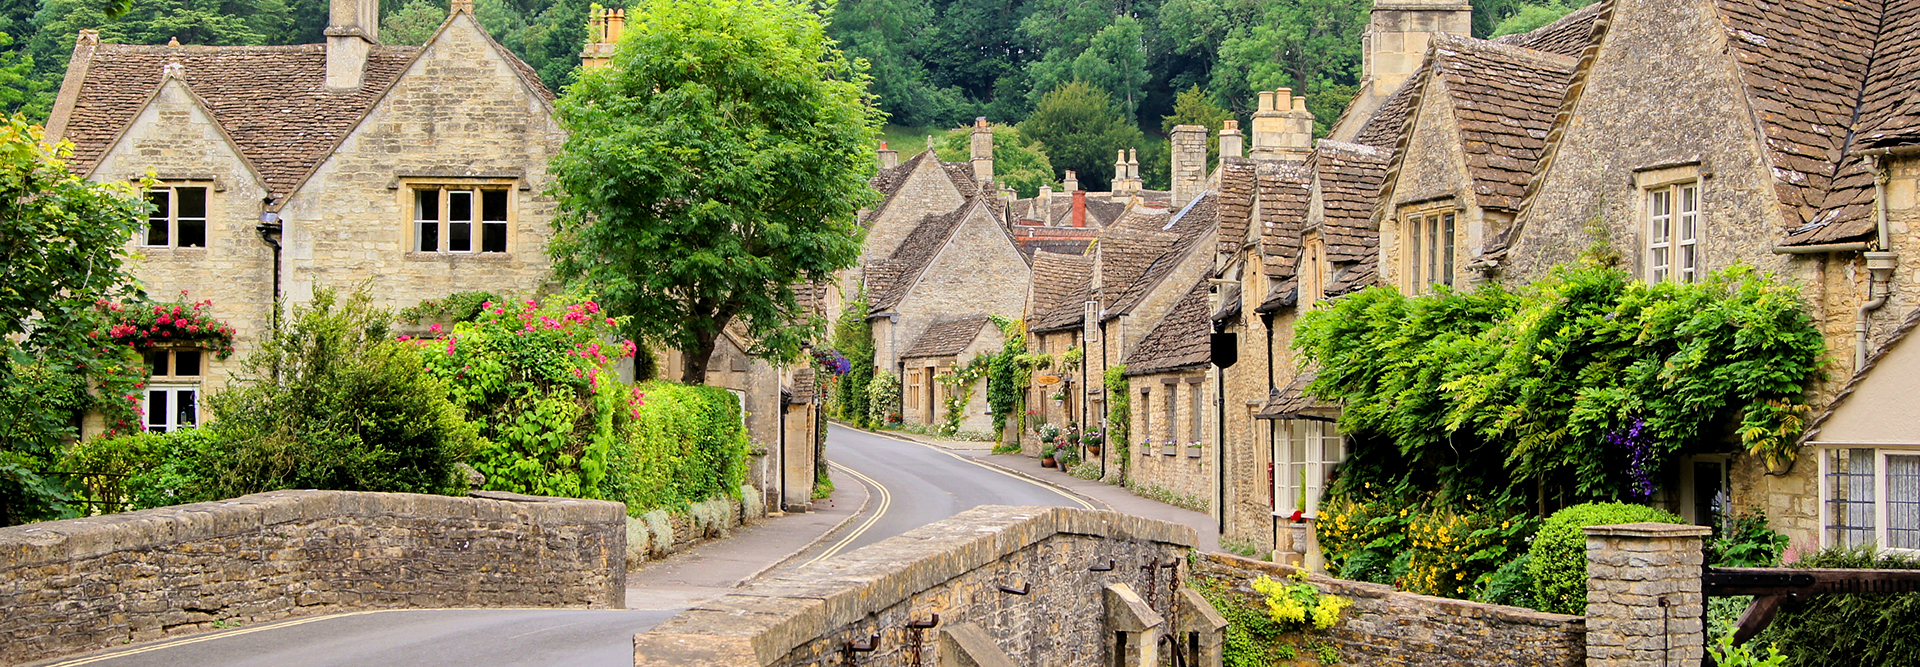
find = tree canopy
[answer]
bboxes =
[1019,81,1143,192]
[934,123,1058,198]
[549,0,881,383]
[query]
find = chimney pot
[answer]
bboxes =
[325,0,378,91]
[1258,90,1277,113]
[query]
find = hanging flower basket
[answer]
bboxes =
[96,295,237,358]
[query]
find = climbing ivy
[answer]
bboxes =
[1105,364,1130,479]
[829,293,874,428]
[984,316,1029,440]
[935,355,990,436]
[1293,263,1826,504]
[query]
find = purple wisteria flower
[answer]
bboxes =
[810,348,852,375]
[1605,417,1655,499]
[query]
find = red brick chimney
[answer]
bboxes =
[1071,190,1087,228]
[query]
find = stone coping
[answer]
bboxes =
[0,489,626,570]
[639,505,1197,665]
[1582,522,1712,538]
[1195,552,1586,629]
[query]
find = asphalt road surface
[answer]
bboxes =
[31,609,677,667]
[785,424,1093,567]
[36,424,1086,667]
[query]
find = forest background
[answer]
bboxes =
[0,0,1588,191]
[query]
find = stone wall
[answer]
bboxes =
[634,506,1197,666]
[1192,552,1587,666]
[1128,371,1215,513]
[0,490,625,664]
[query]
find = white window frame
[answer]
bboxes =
[144,184,209,249]
[1817,445,1920,552]
[1272,420,1346,519]
[409,183,514,254]
[1637,168,1700,284]
[143,348,205,433]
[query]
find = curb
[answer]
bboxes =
[847,425,1113,513]
[729,466,872,587]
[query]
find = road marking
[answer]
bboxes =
[856,429,1099,511]
[41,610,392,666]
[799,462,892,566]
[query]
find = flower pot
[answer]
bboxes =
[1041,456,1057,468]
[1186,446,1202,458]
[1086,444,1101,456]
[1162,445,1178,457]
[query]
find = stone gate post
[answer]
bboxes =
[1584,522,1711,667]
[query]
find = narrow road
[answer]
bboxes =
[36,424,1094,667]
[783,424,1095,567]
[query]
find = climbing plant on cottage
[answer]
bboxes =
[1293,263,1826,504]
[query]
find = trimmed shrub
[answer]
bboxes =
[601,381,751,514]
[60,428,221,512]
[1526,502,1683,614]
[1755,545,1920,665]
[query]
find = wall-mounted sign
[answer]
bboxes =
[1036,374,1061,386]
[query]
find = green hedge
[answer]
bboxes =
[603,381,751,513]
[1754,546,1920,665]
[1526,502,1682,614]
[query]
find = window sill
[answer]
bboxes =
[139,246,209,255]
[404,251,514,263]
[1271,512,1319,521]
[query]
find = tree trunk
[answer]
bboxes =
[681,331,718,384]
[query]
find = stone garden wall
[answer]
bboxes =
[1192,552,1588,666]
[0,490,625,664]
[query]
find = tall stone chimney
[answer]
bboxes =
[581,7,625,69]
[1127,149,1140,183]
[1170,124,1208,207]
[1219,120,1244,160]
[1249,88,1313,162]
[1063,170,1079,194]
[1113,149,1129,192]
[325,0,379,92]
[970,117,994,186]
[1330,0,1470,140]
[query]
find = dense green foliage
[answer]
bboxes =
[1491,1,1596,38]
[1191,572,1344,666]
[380,0,447,45]
[1103,364,1129,475]
[1018,81,1143,192]
[934,123,1057,197]
[1526,502,1682,615]
[1316,489,1538,600]
[1708,508,1791,568]
[397,289,503,325]
[604,381,752,512]
[203,289,479,498]
[59,427,220,511]
[867,370,901,425]
[983,316,1028,440]
[1750,546,1920,665]
[420,293,634,498]
[829,294,876,428]
[549,0,879,383]
[1294,264,1826,505]
[0,116,150,525]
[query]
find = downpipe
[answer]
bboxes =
[1857,157,1898,372]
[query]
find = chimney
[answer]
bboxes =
[1113,149,1128,192]
[970,117,994,186]
[1364,0,1471,96]
[877,141,898,169]
[1219,120,1243,160]
[581,7,624,69]
[1170,124,1208,207]
[1063,170,1079,193]
[1250,88,1313,162]
[1037,186,1053,221]
[1127,148,1140,182]
[325,0,379,92]
[1072,189,1087,228]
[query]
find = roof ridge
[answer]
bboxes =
[1434,32,1579,68]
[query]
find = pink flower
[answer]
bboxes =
[398,335,412,342]
[429,323,443,335]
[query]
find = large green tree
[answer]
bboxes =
[0,116,150,524]
[550,0,881,384]
[1018,80,1142,192]
[935,122,1057,197]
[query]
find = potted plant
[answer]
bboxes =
[1041,444,1058,468]
[1038,423,1061,447]
[1186,441,1203,458]
[1083,429,1104,456]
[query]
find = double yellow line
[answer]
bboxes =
[800,462,892,566]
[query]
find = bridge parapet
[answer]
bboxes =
[634,505,1200,666]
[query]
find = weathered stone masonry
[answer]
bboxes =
[0,490,625,664]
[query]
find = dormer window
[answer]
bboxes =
[144,185,208,248]
[1402,209,1454,294]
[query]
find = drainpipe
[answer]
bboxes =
[1857,156,1899,372]
[1100,317,1111,482]
[255,203,283,306]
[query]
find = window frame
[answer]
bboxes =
[143,183,210,249]
[1399,207,1456,294]
[1636,167,1701,285]
[1272,420,1345,519]
[406,181,516,255]
[1818,445,1920,552]
[142,348,205,434]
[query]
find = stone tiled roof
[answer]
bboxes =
[1717,0,1881,245]
[56,43,425,201]
[1257,163,1312,280]
[1427,35,1577,212]
[1256,372,1338,421]
[1801,305,1920,442]
[862,151,981,228]
[1315,141,1389,262]
[1216,158,1257,255]
[1109,193,1218,317]
[1254,276,1299,314]
[1325,253,1378,298]
[901,315,992,359]
[1859,1,1920,148]
[1354,72,1422,150]
[1028,251,1094,333]
[1122,277,1213,376]
[1491,1,1608,57]
[869,202,977,312]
